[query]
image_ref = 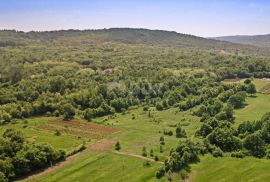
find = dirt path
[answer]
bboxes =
[17,139,162,181]
[113,151,163,164]
[17,139,116,182]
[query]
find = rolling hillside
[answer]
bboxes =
[0,28,270,56]
[212,34,270,48]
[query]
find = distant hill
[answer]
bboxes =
[212,34,270,48]
[0,28,270,56]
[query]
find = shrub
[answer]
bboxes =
[212,147,223,157]
[142,146,147,157]
[231,151,245,158]
[163,130,173,136]
[115,141,121,151]
[156,167,165,179]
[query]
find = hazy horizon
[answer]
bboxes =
[1,0,270,37]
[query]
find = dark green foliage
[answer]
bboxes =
[212,147,223,157]
[175,127,187,138]
[244,79,251,84]
[163,130,173,136]
[115,141,121,151]
[246,83,256,94]
[156,167,165,179]
[160,136,165,145]
[164,140,200,173]
[142,146,147,157]
[0,129,65,181]
[84,108,95,121]
[228,92,246,109]
[62,103,75,120]
[231,151,245,158]
[208,128,242,152]
[150,149,154,157]
[244,133,265,157]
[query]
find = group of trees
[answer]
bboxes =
[156,140,203,179]
[0,129,65,181]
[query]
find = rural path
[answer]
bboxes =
[17,149,83,182]
[17,139,164,181]
[17,139,116,182]
[113,151,164,164]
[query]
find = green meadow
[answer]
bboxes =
[190,155,270,182]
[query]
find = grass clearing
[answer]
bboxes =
[94,107,201,160]
[0,117,116,152]
[28,152,165,182]
[190,154,270,182]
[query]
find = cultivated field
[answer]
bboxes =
[0,117,116,152]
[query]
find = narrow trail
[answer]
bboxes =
[17,139,115,182]
[113,151,164,164]
[17,139,163,181]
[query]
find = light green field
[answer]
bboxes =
[30,152,165,182]
[190,155,270,182]
[233,78,270,126]
[253,79,270,91]
[0,117,94,152]
[234,94,270,125]
[94,107,201,160]
[23,107,199,182]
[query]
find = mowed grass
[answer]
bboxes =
[190,155,270,182]
[234,94,270,125]
[233,78,270,126]
[0,117,115,152]
[29,152,165,182]
[94,107,201,160]
[27,107,199,182]
[253,79,270,91]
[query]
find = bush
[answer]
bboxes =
[115,141,121,151]
[163,130,173,136]
[142,146,147,157]
[175,126,187,138]
[0,172,7,182]
[212,147,223,157]
[143,161,151,167]
[156,167,165,179]
[231,151,245,158]
[160,136,165,145]
[179,169,189,180]
[54,130,61,136]
[150,149,154,157]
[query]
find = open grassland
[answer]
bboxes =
[233,78,270,125]
[28,152,165,182]
[21,107,199,181]
[253,79,270,92]
[0,117,116,152]
[94,107,201,161]
[234,94,270,125]
[190,155,270,182]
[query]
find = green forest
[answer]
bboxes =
[1,28,270,182]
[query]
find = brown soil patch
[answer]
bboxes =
[38,119,118,139]
[223,78,241,83]
[89,139,116,151]
[260,84,270,93]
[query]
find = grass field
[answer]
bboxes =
[253,79,270,91]
[93,107,201,160]
[16,81,270,182]
[0,117,116,152]
[233,78,270,126]
[29,151,165,182]
[190,155,270,182]
[18,107,199,182]
[234,94,270,125]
